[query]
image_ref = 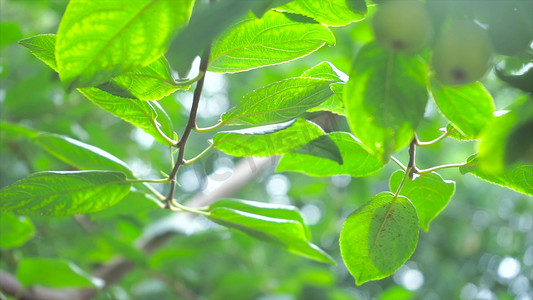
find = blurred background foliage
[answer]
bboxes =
[0,0,532,299]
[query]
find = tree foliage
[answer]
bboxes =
[1,0,532,299]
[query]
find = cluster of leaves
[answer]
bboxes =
[0,0,532,294]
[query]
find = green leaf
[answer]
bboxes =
[18,34,57,70]
[0,122,39,140]
[209,10,335,73]
[0,171,131,216]
[33,133,133,176]
[19,34,176,145]
[461,155,533,197]
[478,99,533,174]
[222,77,334,125]
[17,258,97,288]
[340,192,419,285]
[98,56,189,101]
[291,135,343,164]
[210,199,310,239]
[430,80,495,138]
[301,61,342,81]
[167,0,258,77]
[78,88,175,145]
[0,22,23,47]
[389,171,455,231]
[55,0,194,90]
[308,82,346,116]
[344,43,427,161]
[208,199,334,264]
[0,213,35,249]
[277,132,384,177]
[446,123,474,141]
[213,119,325,157]
[276,0,366,26]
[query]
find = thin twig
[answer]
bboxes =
[165,46,212,208]
[415,129,451,147]
[390,156,407,171]
[416,162,471,175]
[195,120,224,133]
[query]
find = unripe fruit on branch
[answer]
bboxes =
[432,21,493,85]
[372,0,433,54]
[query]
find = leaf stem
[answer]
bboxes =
[126,178,170,184]
[165,47,212,208]
[393,137,417,200]
[195,120,224,133]
[415,129,451,147]
[183,143,214,165]
[416,162,471,175]
[169,199,209,216]
[390,156,407,171]
[172,71,205,87]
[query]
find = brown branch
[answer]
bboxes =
[166,46,211,208]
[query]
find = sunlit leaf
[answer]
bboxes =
[0,213,34,249]
[222,77,333,125]
[340,192,419,285]
[301,61,342,81]
[344,43,427,161]
[19,34,176,145]
[461,155,533,197]
[430,80,495,138]
[0,171,131,216]
[208,199,335,264]
[17,258,98,288]
[390,171,455,231]
[277,132,384,177]
[209,10,335,73]
[33,133,133,175]
[308,82,346,115]
[213,119,325,157]
[276,0,366,26]
[55,0,194,90]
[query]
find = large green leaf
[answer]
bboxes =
[309,82,346,116]
[389,171,455,231]
[344,43,427,161]
[430,80,495,138]
[301,61,342,81]
[0,213,35,249]
[277,132,384,177]
[461,155,533,196]
[213,119,324,157]
[221,77,334,125]
[0,171,131,216]
[33,133,133,175]
[19,34,176,145]
[208,199,334,264]
[276,0,366,26]
[209,10,335,73]
[55,0,194,90]
[340,192,419,285]
[17,258,97,288]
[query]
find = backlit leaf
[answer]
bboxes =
[276,0,366,26]
[209,10,335,73]
[277,132,384,177]
[0,171,131,216]
[19,34,176,145]
[291,135,343,164]
[430,80,495,138]
[461,155,533,196]
[208,199,334,264]
[56,0,194,90]
[344,43,427,161]
[33,133,133,176]
[340,192,419,285]
[389,171,455,231]
[222,77,333,125]
[213,119,324,157]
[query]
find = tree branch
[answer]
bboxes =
[0,157,274,300]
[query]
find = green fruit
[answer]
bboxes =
[432,21,493,85]
[488,6,533,56]
[372,0,433,54]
